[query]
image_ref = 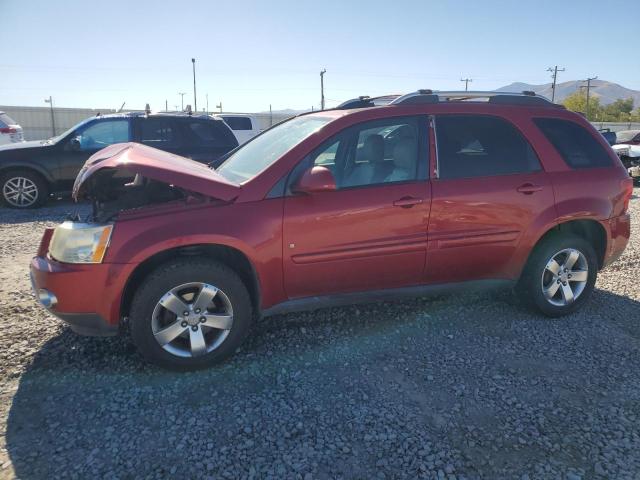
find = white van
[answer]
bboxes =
[214,114,261,145]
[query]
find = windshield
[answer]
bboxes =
[43,117,95,144]
[0,113,17,127]
[616,130,639,143]
[216,115,332,183]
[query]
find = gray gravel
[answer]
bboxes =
[0,191,639,480]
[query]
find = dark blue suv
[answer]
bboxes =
[0,112,238,208]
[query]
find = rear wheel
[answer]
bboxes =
[1,169,49,208]
[517,234,598,317]
[129,258,253,370]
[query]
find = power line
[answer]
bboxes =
[460,78,473,91]
[546,66,565,103]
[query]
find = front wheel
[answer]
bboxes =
[1,169,49,208]
[129,258,253,370]
[517,234,598,317]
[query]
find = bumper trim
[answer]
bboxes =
[55,312,119,337]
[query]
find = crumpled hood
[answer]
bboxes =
[72,142,241,201]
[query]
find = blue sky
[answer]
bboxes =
[1,0,638,112]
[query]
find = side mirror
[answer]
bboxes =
[69,137,81,152]
[292,166,337,194]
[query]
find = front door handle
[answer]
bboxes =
[516,183,543,195]
[393,196,423,208]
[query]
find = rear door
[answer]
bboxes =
[282,116,431,299]
[427,114,555,283]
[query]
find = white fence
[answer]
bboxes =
[3,105,640,142]
[0,105,294,141]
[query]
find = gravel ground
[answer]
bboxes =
[0,191,639,480]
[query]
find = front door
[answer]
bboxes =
[426,114,555,283]
[283,116,431,299]
[55,118,131,188]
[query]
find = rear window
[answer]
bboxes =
[0,113,16,128]
[534,118,611,169]
[222,116,253,131]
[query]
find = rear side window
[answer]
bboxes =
[435,115,541,180]
[222,116,253,131]
[140,118,177,147]
[534,118,611,169]
[187,121,237,148]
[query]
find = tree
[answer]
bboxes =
[562,90,602,121]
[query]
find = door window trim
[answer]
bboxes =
[431,113,542,181]
[280,115,430,196]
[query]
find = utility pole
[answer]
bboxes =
[546,66,565,103]
[178,92,186,111]
[165,99,168,112]
[191,58,197,112]
[460,78,472,91]
[583,76,598,120]
[206,94,209,115]
[44,96,55,137]
[216,102,222,113]
[269,104,273,127]
[320,69,326,110]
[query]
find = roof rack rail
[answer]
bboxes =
[335,94,401,110]
[389,90,557,107]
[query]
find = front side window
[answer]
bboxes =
[435,115,541,179]
[217,115,332,183]
[534,118,611,169]
[303,117,424,190]
[76,120,129,151]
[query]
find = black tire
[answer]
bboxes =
[516,233,598,317]
[0,169,49,208]
[129,258,253,370]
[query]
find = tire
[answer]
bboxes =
[129,258,253,370]
[0,169,49,208]
[516,233,598,317]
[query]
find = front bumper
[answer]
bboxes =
[30,256,119,337]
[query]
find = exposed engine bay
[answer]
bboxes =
[77,168,189,222]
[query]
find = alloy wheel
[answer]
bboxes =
[151,282,234,358]
[540,248,589,307]
[3,176,39,207]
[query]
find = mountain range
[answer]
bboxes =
[496,80,640,106]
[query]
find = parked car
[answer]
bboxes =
[614,129,640,146]
[31,90,632,370]
[0,112,238,208]
[214,113,262,145]
[0,111,24,145]
[598,128,616,146]
[612,143,640,184]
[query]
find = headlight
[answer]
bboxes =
[49,222,113,264]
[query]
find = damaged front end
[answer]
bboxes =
[72,142,241,221]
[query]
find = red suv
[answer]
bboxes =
[30,91,633,370]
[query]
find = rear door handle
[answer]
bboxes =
[393,196,423,208]
[516,183,543,195]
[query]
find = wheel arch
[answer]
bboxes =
[120,243,261,322]
[0,163,55,184]
[523,218,607,276]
